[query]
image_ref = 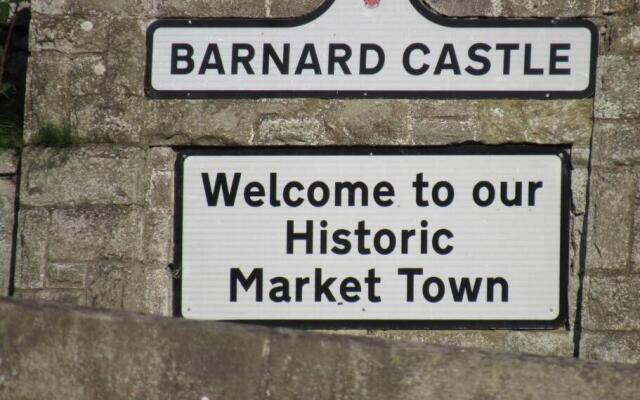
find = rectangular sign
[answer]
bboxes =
[146,0,597,99]
[177,147,570,328]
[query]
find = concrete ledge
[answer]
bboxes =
[0,298,638,400]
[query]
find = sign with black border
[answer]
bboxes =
[145,0,598,100]
[174,146,570,329]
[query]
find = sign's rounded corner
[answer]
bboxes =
[146,19,164,37]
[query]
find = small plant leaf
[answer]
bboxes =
[0,3,10,24]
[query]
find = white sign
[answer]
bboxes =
[178,149,569,327]
[146,0,597,99]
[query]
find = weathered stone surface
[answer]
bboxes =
[582,331,640,363]
[24,49,144,144]
[46,262,86,288]
[583,276,640,330]
[47,206,144,262]
[592,119,640,166]
[423,0,499,16]
[153,0,266,17]
[595,55,640,119]
[21,146,146,208]
[323,100,412,145]
[14,209,50,290]
[145,170,174,265]
[410,100,592,145]
[1,299,640,400]
[104,17,147,99]
[30,15,109,54]
[86,262,127,309]
[572,165,589,216]
[144,100,256,145]
[608,16,640,54]
[71,95,145,144]
[256,117,328,145]
[14,288,86,306]
[141,265,172,316]
[586,168,636,271]
[32,0,149,16]
[23,51,72,138]
[0,178,15,296]
[632,177,640,271]
[269,0,322,17]
[270,0,598,18]
[148,146,176,172]
[476,100,593,144]
[599,0,637,14]
[368,330,574,357]
[0,150,18,175]
[501,0,597,16]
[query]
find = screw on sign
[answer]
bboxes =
[364,0,380,8]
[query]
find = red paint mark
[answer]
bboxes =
[364,0,380,8]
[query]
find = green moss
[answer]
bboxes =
[33,123,75,147]
[0,118,22,149]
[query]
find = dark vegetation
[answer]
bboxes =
[0,1,30,149]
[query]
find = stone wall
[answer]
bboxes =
[2,298,639,400]
[0,150,17,297]
[7,0,640,363]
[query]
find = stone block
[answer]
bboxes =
[632,174,640,271]
[581,331,640,363]
[426,0,500,16]
[30,15,109,54]
[571,145,591,168]
[583,276,640,330]
[0,150,18,175]
[21,146,146,208]
[572,166,589,216]
[599,0,637,13]
[141,266,172,316]
[86,262,127,309]
[595,55,640,119]
[256,117,328,145]
[148,146,176,172]
[608,15,640,54]
[501,0,597,16]
[14,209,50,289]
[266,330,348,399]
[323,100,412,145]
[145,170,174,265]
[586,168,636,271]
[67,54,107,98]
[46,262,86,288]
[13,288,87,306]
[410,116,477,145]
[0,178,15,296]
[153,0,266,18]
[592,119,640,166]
[31,0,149,16]
[24,49,144,144]
[23,52,72,139]
[368,330,574,357]
[70,95,145,144]
[48,206,144,262]
[144,100,256,146]
[411,99,592,145]
[269,0,322,17]
[476,100,593,145]
[105,17,147,98]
